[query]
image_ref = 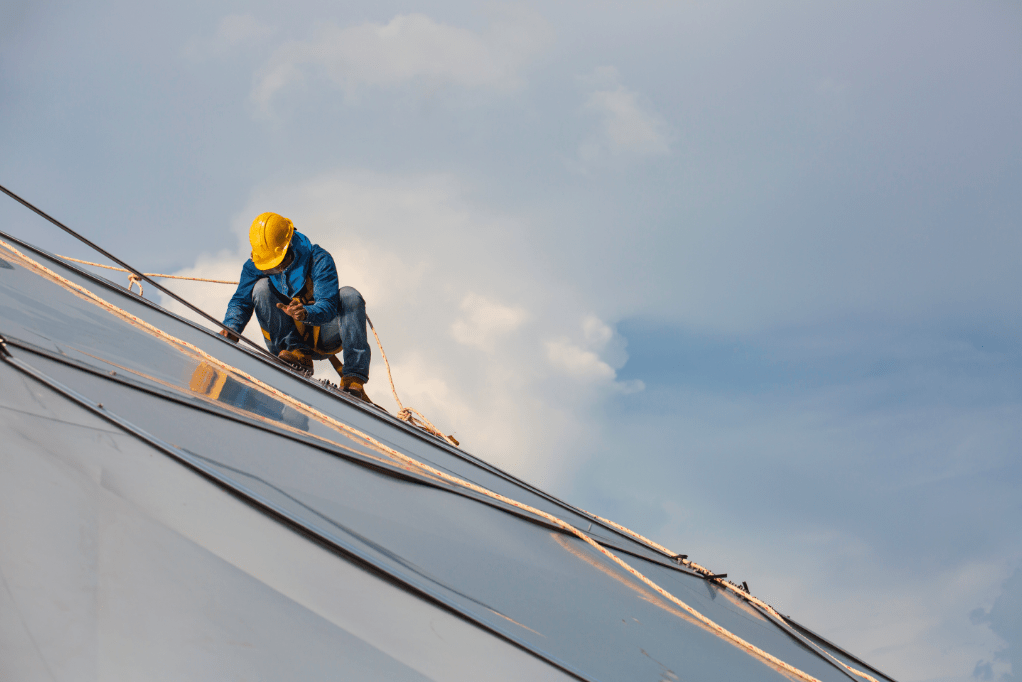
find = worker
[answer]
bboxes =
[218,212,371,403]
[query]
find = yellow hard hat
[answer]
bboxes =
[249,212,294,271]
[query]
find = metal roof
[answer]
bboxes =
[0,231,896,682]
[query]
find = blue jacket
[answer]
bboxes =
[223,231,340,333]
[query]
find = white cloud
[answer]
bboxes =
[578,66,674,161]
[582,314,614,348]
[451,293,526,351]
[971,564,1022,681]
[545,315,644,393]
[159,169,632,488]
[251,11,552,109]
[184,14,276,60]
[545,338,616,381]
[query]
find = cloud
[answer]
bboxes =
[451,293,526,351]
[545,315,644,393]
[159,169,634,488]
[183,14,276,60]
[972,564,1022,681]
[578,66,674,161]
[251,11,552,109]
[545,338,616,380]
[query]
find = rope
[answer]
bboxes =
[366,316,459,446]
[581,509,881,682]
[1,236,835,682]
[56,255,239,296]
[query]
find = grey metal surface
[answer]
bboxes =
[0,362,574,682]
[0,233,894,682]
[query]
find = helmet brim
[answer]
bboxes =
[252,247,288,271]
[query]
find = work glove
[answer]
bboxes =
[277,298,307,322]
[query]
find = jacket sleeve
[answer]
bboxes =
[303,246,340,326]
[222,260,261,333]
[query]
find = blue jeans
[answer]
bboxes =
[251,278,370,382]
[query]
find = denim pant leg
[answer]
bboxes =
[316,286,371,382]
[251,279,307,355]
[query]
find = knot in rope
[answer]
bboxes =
[55,255,239,296]
[368,316,458,446]
[127,273,144,296]
[397,406,460,446]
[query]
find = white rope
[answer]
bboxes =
[56,254,238,296]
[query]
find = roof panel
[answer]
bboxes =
[0,361,575,682]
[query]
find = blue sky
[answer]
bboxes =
[2,1,1020,680]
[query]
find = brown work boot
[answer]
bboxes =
[278,348,313,373]
[340,376,371,403]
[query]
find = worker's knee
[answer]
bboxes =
[251,278,273,304]
[338,286,365,310]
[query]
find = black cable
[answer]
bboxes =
[0,183,275,359]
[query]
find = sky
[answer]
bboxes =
[1,1,1021,680]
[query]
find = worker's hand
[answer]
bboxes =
[277,299,307,322]
[219,328,240,343]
